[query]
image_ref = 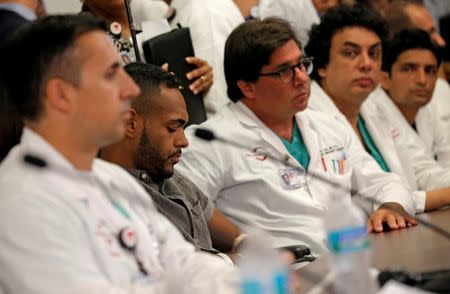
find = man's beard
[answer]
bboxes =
[134,127,172,183]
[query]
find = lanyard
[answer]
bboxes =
[94,176,131,220]
[93,176,148,276]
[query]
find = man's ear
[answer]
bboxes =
[125,108,142,139]
[237,80,257,100]
[379,70,390,91]
[317,67,327,79]
[45,78,74,114]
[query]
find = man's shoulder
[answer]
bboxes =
[93,159,142,189]
[185,103,242,137]
[94,159,153,202]
[170,171,202,192]
[0,9,28,39]
[0,145,35,198]
[0,148,79,220]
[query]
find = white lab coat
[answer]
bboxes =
[259,0,320,46]
[309,81,450,212]
[0,128,237,294]
[416,78,450,167]
[365,87,450,189]
[170,0,245,117]
[176,101,415,257]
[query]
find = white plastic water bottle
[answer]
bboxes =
[237,227,290,294]
[324,197,378,294]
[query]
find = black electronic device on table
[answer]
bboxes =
[378,268,450,293]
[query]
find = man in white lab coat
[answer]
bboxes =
[370,29,450,168]
[0,14,236,294]
[386,0,450,156]
[305,8,450,212]
[176,16,417,258]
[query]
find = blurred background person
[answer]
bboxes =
[0,0,46,163]
[170,0,246,117]
[0,0,45,40]
[259,0,342,47]
[81,0,213,98]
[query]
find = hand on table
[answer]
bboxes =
[368,202,417,233]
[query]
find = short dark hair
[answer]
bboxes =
[0,14,106,121]
[224,17,300,102]
[382,29,442,73]
[124,62,180,115]
[305,4,388,82]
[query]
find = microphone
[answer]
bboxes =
[194,128,450,241]
[23,154,47,168]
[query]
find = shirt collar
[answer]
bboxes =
[0,3,36,21]
[20,127,93,176]
[310,80,344,117]
[128,169,161,189]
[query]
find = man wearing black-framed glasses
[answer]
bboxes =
[177,17,417,258]
[258,57,314,84]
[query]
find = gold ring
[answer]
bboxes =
[200,75,207,82]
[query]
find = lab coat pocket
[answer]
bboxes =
[320,152,351,192]
[310,159,352,208]
[320,149,347,175]
[327,158,347,175]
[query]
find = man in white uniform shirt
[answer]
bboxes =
[0,15,236,294]
[386,0,450,151]
[176,17,417,258]
[370,29,450,167]
[305,7,450,213]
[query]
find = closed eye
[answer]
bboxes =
[105,62,121,80]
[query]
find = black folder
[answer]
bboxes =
[142,27,207,126]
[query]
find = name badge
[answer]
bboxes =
[279,168,306,190]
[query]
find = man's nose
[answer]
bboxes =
[293,65,309,85]
[175,131,189,148]
[358,51,375,72]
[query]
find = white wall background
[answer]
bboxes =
[43,0,82,14]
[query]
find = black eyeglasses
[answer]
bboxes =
[259,57,314,83]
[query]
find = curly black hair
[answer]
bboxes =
[305,4,388,82]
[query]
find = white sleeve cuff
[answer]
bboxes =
[216,253,234,265]
[412,190,426,214]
